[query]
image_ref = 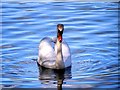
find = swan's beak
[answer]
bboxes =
[57,24,64,43]
[58,34,62,43]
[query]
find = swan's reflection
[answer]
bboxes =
[37,62,71,90]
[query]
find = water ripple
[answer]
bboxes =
[1,1,119,89]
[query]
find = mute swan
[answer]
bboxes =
[38,24,71,69]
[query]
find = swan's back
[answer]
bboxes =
[38,37,56,67]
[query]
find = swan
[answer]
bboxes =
[38,24,71,69]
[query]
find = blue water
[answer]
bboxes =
[1,1,119,89]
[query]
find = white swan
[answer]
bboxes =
[38,24,71,69]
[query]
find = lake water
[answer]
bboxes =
[1,1,119,89]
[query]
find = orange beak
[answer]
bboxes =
[58,34,62,42]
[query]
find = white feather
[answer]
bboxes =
[38,37,71,69]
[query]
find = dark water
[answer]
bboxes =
[1,1,119,89]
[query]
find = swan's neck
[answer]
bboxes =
[55,39,65,69]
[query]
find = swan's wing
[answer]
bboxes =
[62,41,71,67]
[51,37,57,43]
[38,37,56,66]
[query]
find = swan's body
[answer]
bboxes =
[38,24,71,69]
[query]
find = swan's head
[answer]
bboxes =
[57,24,64,43]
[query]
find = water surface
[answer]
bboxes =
[1,1,119,89]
